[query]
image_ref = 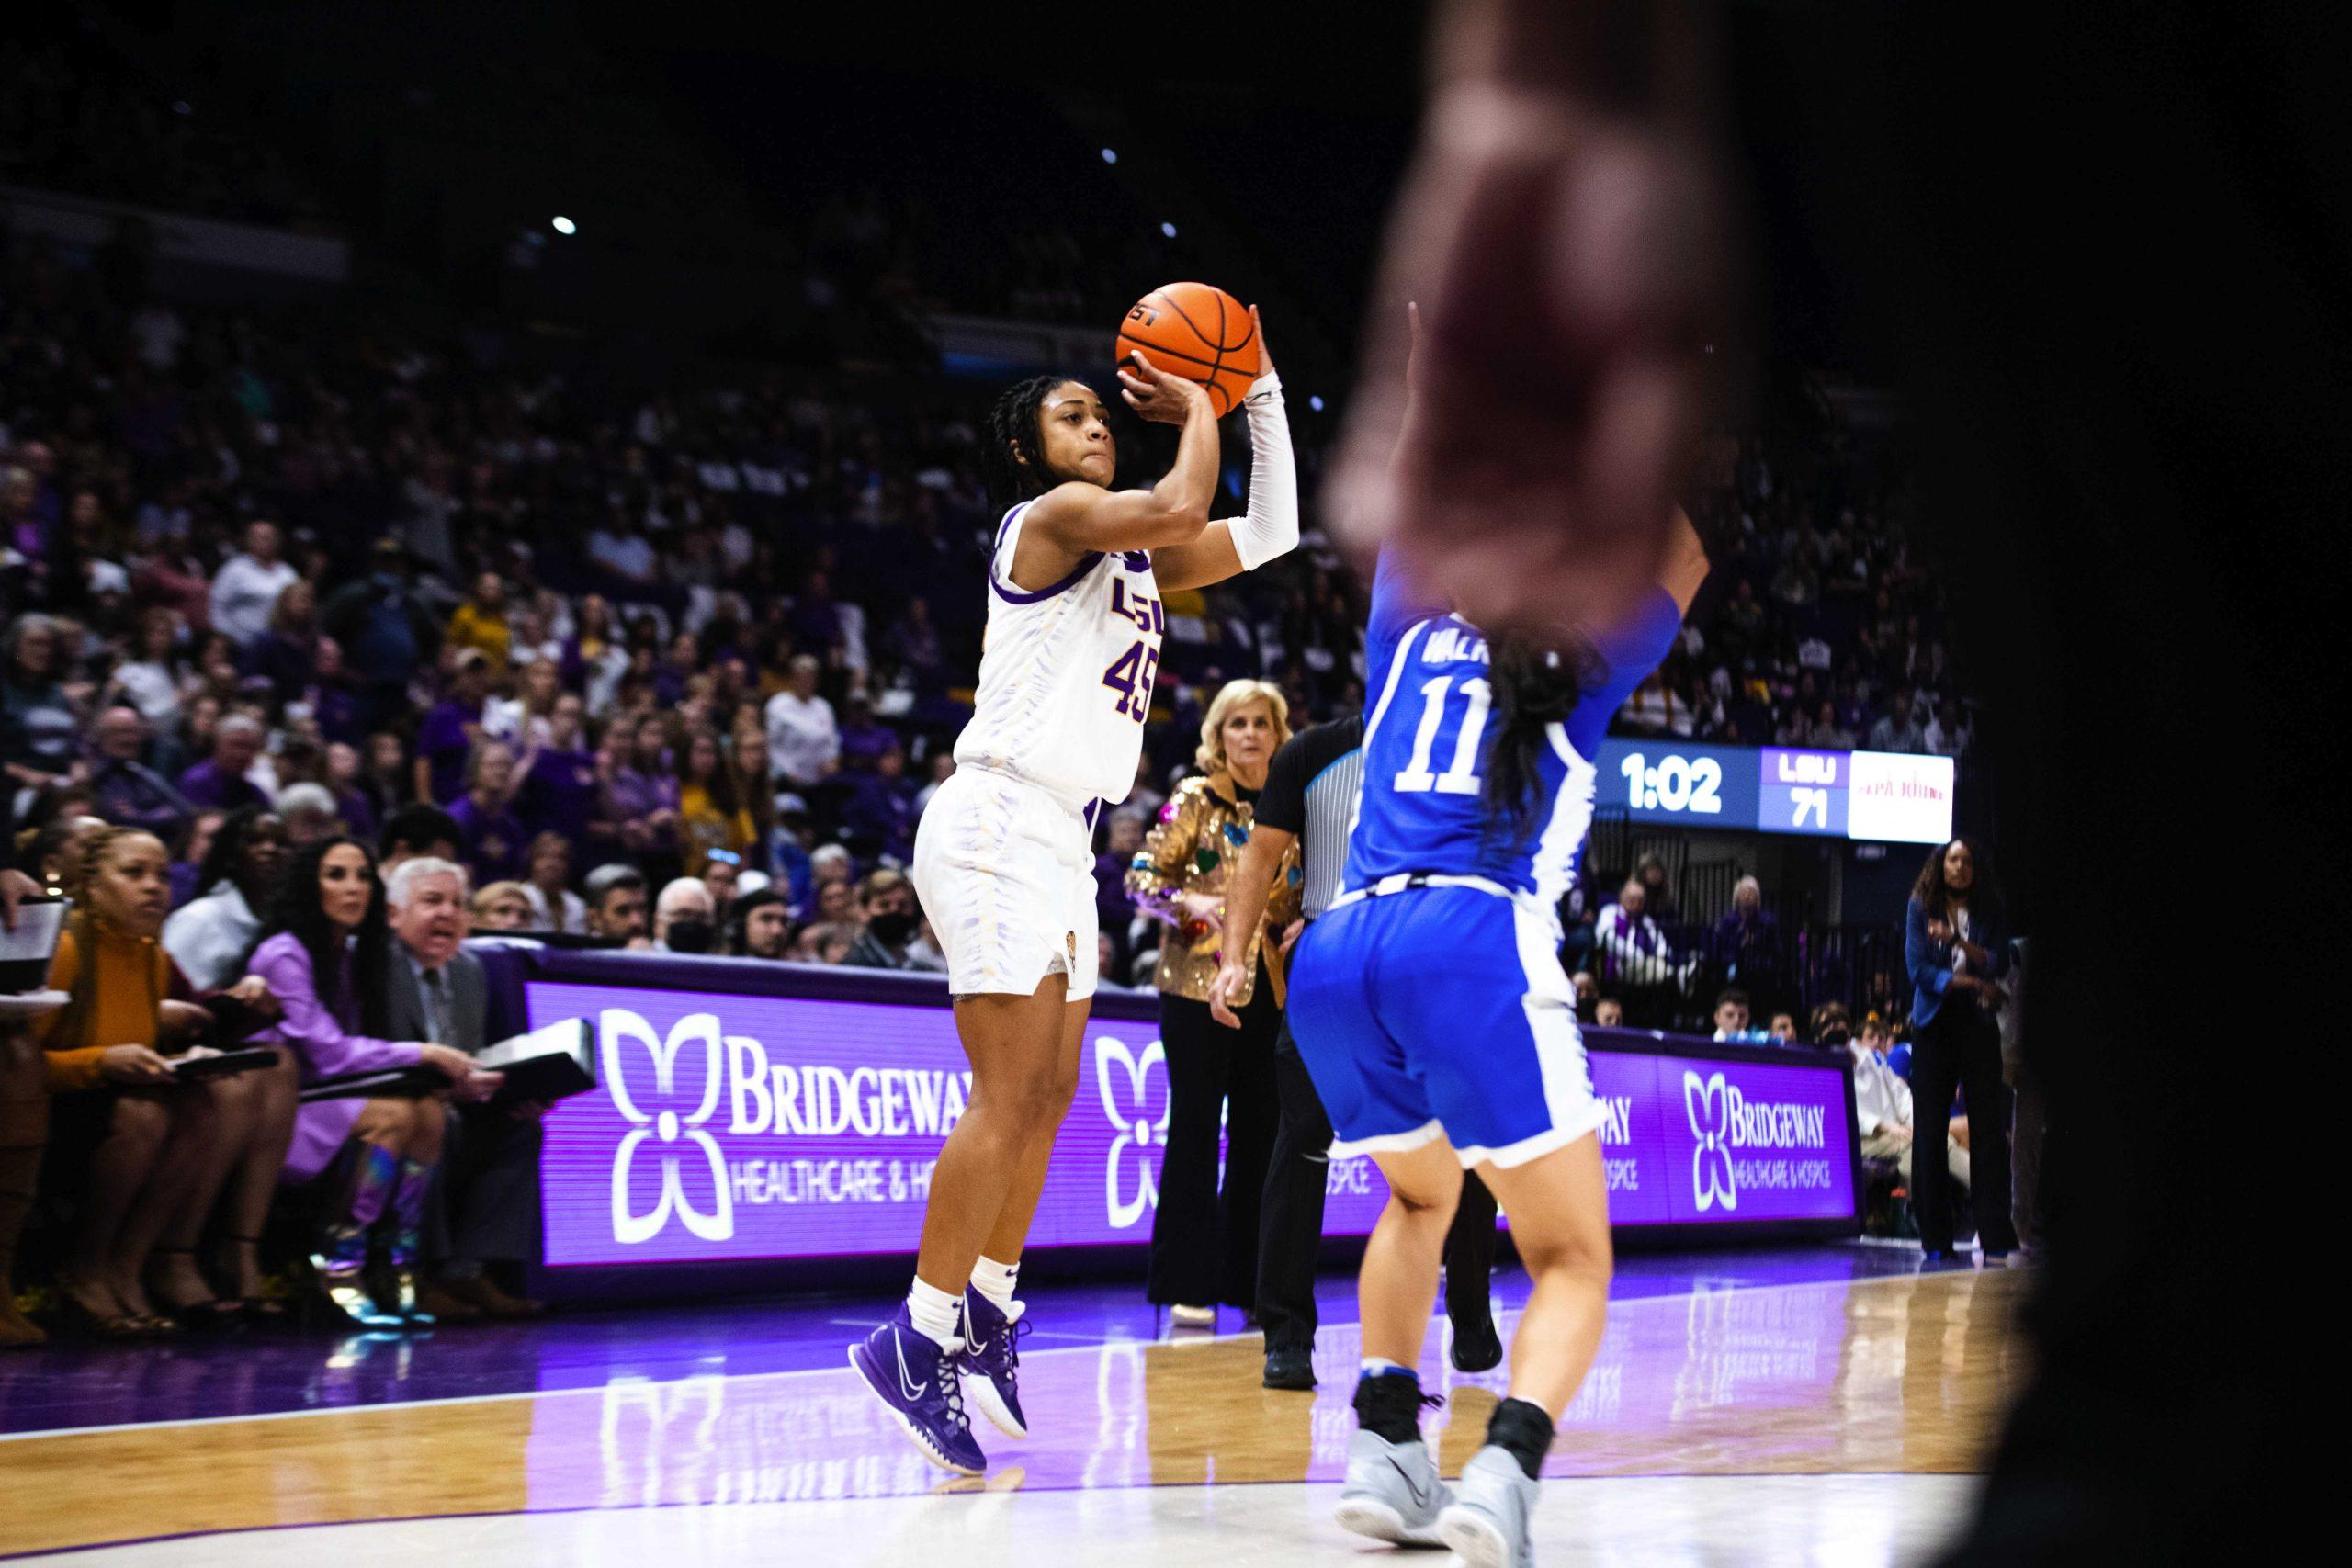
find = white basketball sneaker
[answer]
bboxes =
[1333,1427,1453,1547]
[1438,1444,1539,1567]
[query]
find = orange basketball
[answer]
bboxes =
[1115,282,1261,417]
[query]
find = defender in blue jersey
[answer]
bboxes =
[1288,513,1707,1565]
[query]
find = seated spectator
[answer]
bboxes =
[469,881,533,931]
[276,782,343,848]
[1768,1010,1799,1043]
[842,869,943,971]
[378,803,462,878]
[443,572,512,676]
[248,580,322,705]
[513,694,604,854]
[1711,988,1764,1043]
[583,863,650,947]
[30,829,281,1335]
[605,714,682,865]
[791,921,859,964]
[763,654,839,788]
[167,808,227,908]
[208,521,300,650]
[1593,998,1624,1028]
[678,730,756,876]
[2,615,85,796]
[87,705,193,842]
[1569,970,1600,1023]
[653,876,717,953]
[1713,874,1782,994]
[814,874,858,926]
[837,693,897,773]
[521,833,588,934]
[162,807,289,990]
[1868,687,1931,753]
[841,745,917,863]
[355,732,414,831]
[728,888,794,959]
[247,837,481,1325]
[175,713,272,815]
[448,740,527,885]
[1095,808,1147,976]
[415,651,493,804]
[1594,879,1690,1024]
[1634,852,1678,922]
[1848,1011,1969,1196]
[701,850,743,911]
[372,858,544,1321]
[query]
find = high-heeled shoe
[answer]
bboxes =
[49,1270,159,1342]
[146,1249,245,1332]
[213,1234,288,1325]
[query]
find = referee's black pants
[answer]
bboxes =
[1255,1010,1499,1353]
[1909,1000,2018,1254]
[1147,966,1281,1308]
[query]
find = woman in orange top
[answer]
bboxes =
[34,829,267,1336]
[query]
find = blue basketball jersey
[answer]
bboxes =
[1342,547,1684,909]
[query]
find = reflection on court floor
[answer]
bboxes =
[1,1260,2026,1561]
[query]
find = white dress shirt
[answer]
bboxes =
[1849,1043,1915,1138]
[764,690,840,786]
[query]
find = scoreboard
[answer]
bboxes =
[1593,739,1955,843]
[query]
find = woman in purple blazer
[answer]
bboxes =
[248,835,479,1323]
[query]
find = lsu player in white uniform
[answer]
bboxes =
[850,313,1299,1474]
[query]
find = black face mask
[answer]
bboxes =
[665,919,715,954]
[1820,1024,1853,1047]
[867,910,917,946]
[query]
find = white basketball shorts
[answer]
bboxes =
[911,766,1100,1001]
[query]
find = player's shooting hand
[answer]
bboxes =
[1117,351,1209,426]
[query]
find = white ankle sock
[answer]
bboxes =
[907,1277,962,1348]
[969,1255,1020,1314]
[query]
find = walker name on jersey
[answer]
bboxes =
[1421,624,1489,665]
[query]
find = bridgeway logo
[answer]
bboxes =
[1684,1071,1737,1212]
[1096,1035,1170,1230]
[604,1009,736,1245]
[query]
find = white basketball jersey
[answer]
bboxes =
[952,500,1164,810]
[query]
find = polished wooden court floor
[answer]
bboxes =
[0,1260,2030,1564]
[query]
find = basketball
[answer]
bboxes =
[1116,281,1261,416]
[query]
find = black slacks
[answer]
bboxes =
[1255,1010,1498,1352]
[422,1102,545,1268]
[1908,1001,2018,1253]
[1148,973,1280,1307]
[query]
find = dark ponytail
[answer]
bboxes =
[1482,633,1603,842]
[983,375,1079,504]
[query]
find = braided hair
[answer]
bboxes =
[983,375,1087,504]
[47,826,165,1050]
[1482,633,1605,843]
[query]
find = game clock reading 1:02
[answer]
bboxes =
[1599,742,1760,828]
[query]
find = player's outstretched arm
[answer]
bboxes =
[1024,352,1219,564]
[1156,306,1299,592]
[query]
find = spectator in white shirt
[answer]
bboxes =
[208,520,301,649]
[1845,1011,1969,1190]
[763,654,840,787]
[520,832,589,933]
[1594,879,1693,993]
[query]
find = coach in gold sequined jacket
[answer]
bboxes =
[1127,769,1303,1006]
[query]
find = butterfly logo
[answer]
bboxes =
[1096,1034,1170,1230]
[603,1009,736,1244]
[1684,1070,1738,1213]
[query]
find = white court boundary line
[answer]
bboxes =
[0,1269,1991,1444]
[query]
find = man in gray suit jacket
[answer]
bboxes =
[380,857,544,1319]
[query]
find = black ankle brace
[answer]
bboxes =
[1353,1371,1426,1445]
[1487,1396,1555,1479]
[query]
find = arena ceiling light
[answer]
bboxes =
[1101,148,1118,164]
[551,216,578,235]
[1159,221,1177,238]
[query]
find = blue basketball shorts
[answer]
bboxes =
[1287,886,1606,1168]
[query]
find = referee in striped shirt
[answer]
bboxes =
[1210,715,1501,1390]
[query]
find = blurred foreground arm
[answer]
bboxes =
[1330,0,1728,637]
